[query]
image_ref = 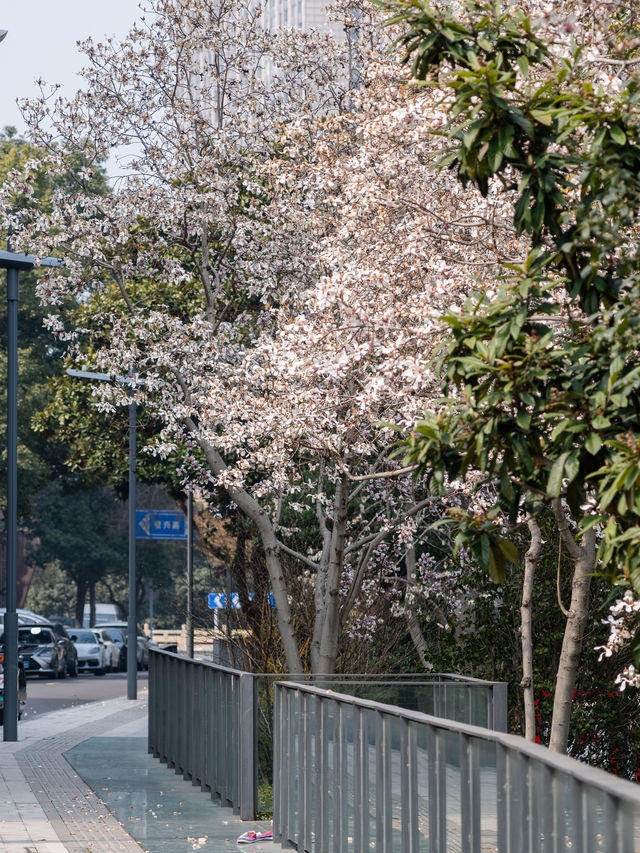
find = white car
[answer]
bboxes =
[94,623,149,670]
[92,628,120,671]
[68,629,107,676]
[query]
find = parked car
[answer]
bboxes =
[0,654,27,724]
[9,625,67,678]
[98,626,127,671]
[92,628,120,671]
[68,629,107,676]
[95,622,149,670]
[136,633,150,670]
[50,623,78,677]
[0,608,50,627]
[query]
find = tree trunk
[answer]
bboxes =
[74,576,88,627]
[549,500,595,753]
[196,437,304,673]
[89,582,96,629]
[317,473,350,675]
[521,514,541,742]
[405,540,431,669]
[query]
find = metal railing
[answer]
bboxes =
[148,648,257,819]
[148,648,508,824]
[273,681,640,853]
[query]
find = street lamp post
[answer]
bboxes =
[186,487,193,658]
[128,375,137,699]
[66,368,138,700]
[0,249,63,742]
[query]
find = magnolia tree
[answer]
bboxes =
[3,0,515,674]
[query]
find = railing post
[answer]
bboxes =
[496,742,508,852]
[149,649,159,757]
[147,650,154,755]
[273,683,282,844]
[239,672,257,820]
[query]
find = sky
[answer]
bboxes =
[0,1,144,176]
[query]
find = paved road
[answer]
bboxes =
[21,671,149,721]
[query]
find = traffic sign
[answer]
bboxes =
[208,592,275,609]
[136,509,187,540]
[209,593,241,610]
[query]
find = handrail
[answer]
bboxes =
[147,647,509,828]
[149,645,248,678]
[148,648,257,819]
[274,680,640,852]
[281,681,640,804]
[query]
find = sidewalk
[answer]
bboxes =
[0,691,273,853]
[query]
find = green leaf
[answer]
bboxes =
[547,452,569,498]
[487,544,507,582]
[531,198,545,231]
[517,55,529,76]
[511,112,534,138]
[480,533,490,570]
[497,538,519,564]
[580,514,608,533]
[550,420,570,442]
[610,125,627,145]
[585,432,602,455]
[463,120,485,149]
[611,526,640,545]
[530,109,552,127]
[564,450,580,485]
[487,143,503,172]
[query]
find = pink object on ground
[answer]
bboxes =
[237,828,274,844]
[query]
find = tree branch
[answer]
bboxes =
[551,498,582,562]
[344,464,418,482]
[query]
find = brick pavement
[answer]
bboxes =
[0,692,275,853]
[0,695,147,853]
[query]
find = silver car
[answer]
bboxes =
[68,629,107,676]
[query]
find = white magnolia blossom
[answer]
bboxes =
[12,0,619,670]
[4,0,519,499]
[596,590,640,690]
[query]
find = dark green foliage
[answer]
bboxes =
[0,128,110,518]
[30,481,127,625]
[381,0,640,596]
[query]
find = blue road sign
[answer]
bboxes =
[209,593,241,609]
[208,592,275,609]
[136,509,187,540]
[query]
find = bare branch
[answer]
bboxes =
[344,464,418,482]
